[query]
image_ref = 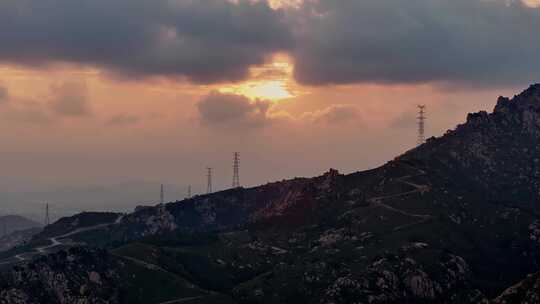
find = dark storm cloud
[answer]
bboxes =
[0,0,292,83]
[197,91,275,128]
[292,0,540,87]
[49,82,91,117]
[1,0,539,87]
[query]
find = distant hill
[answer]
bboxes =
[4,85,540,303]
[0,227,41,252]
[0,215,41,236]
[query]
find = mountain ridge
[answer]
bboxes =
[3,85,540,303]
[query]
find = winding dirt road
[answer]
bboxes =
[0,215,124,265]
[366,162,434,231]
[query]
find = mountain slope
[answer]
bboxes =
[403,84,540,210]
[0,216,42,253]
[0,228,41,253]
[0,215,41,235]
[4,85,540,303]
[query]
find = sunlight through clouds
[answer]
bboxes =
[522,0,540,7]
[267,0,303,9]
[218,56,298,101]
[220,80,293,101]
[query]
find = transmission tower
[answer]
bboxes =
[187,185,192,199]
[417,105,426,145]
[232,152,240,188]
[160,184,165,204]
[44,203,50,226]
[206,168,213,194]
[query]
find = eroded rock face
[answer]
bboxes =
[0,289,30,304]
[0,248,120,304]
[318,252,478,304]
[529,220,540,244]
[143,204,178,235]
[404,84,540,210]
[114,169,344,239]
[494,272,540,304]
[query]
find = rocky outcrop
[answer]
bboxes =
[494,272,540,304]
[0,247,120,304]
[321,252,477,304]
[403,84,540,209]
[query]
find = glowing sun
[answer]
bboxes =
[237,80,293,101]
[219,80,294,101]
[218,55,297,101]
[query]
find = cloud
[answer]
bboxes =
[0,0,538,88]
[0,86,8,103]
[2,100,53,125]
[523,0,540,8]
[197,91,278,129]
[253,68,289,81]
[8,108,52,125]
[1,82,90,125]
[107,114,141,126]
[0,0,292,84]
[198,93,360,129]
[292,0,540,87]
[49,82,91,117]
[301,104,361,124]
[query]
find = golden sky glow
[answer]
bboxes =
[220,80,293,101]
[267,0,303,9]
[522,0,540,7]
[218,56,297,101]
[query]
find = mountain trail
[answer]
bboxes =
[0,214,124,264]
[366,162,434,230]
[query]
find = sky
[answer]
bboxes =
[0,0,539,217]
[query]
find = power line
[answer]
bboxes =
[206,167,213,194]
[417,105,426,145]
[232,152,240,188]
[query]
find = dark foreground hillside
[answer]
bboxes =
[3,85,540,303]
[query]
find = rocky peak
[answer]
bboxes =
[494,83,540,114]
[516,83,540,100]
[318,168,341,190]
[402,84,540,210]
[465,110,490,126]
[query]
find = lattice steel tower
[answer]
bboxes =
[417,105,426,145]
[232,152,240,188]
[206,168,213,194]
[45,203,50,226]
[160,184,164,204]
[187,185,192,199]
